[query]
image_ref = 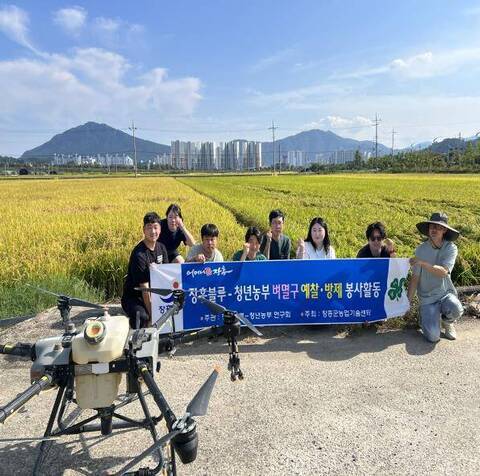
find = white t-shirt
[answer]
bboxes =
[297,241,336,260]
[186,243,224,262]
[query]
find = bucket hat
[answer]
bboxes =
[416,212,459,241]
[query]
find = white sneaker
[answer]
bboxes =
[442,320,457,340]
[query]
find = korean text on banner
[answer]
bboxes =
[150,258,410,331]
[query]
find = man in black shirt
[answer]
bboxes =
[356,221,393,258]
[122,212,168,328]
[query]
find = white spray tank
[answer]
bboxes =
[71,310,130,409]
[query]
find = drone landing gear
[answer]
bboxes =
[31,381,173,476]
[227,337,243,381]
[222,311,244,381]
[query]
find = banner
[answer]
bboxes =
[150,258,410,331]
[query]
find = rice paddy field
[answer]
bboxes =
[1,173,479,318]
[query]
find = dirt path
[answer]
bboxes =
[0,310,479,475]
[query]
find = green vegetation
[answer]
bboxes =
[178,174,480,285]
[1,173,478,319]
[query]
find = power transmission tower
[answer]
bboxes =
[268,120,278,173]
[129,121,138,178]
[373,113,381,159]
[391,129,397,158]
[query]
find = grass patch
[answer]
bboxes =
[0,275,104,319]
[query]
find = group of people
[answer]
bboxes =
[121,204,463,344]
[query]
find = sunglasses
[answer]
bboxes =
[369,236,383,242]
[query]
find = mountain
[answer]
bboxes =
[260,129,389,165]
[402,137,480,154]
[21,123,392,164]
[21,122,170,161]
[430,138,467,154]
[408,141,432,151]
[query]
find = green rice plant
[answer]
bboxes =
[178,173,480,284]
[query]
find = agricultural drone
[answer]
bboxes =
[0,286,262,475]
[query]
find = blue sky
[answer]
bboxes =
[1,1,480,155]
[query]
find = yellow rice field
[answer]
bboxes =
[0,173,479,317]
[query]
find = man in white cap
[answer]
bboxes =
[408,212,463,342]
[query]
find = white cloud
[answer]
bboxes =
[251,48,295,72]
[53,6,87,36]
[51,8,144,46]
[94,17,120,33]
[304,115,372,131]
[390,49,480,78]
[0,5,36,51]
[307,94,480,147]
[249,83,351,109]
[92,16,144,47]
[0,48,202,151]
[333,48,480,80]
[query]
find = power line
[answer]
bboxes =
[3,119,480,136]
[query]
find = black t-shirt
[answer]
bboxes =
[356,244,391,258]
[122,240,169,301]
[158,218,187,261]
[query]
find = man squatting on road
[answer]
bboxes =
[121,212,168,329]
[408,212,463,343]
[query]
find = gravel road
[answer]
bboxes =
[0,309,479,476]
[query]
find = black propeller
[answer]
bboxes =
[198,297,263,336]
[26,284,105,310]
[135,286,187,296]
[186,366,220,417]
[116,367,220,475]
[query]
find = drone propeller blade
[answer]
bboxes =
[25,284,62,298]
[67,297,104,309]
[115,428,181,476]
[235,313,263,337]
[134,286,179,296]
[198,296,226,314]
[26,284,104,309]
[186,366,220,417]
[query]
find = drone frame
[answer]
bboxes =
[0,287,259,475]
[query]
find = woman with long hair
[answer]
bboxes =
[296,217,336,259]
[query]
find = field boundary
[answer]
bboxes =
[177,177,264,230]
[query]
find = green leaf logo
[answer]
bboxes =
[388,277,406,301]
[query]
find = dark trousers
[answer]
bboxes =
[121,298,149,329]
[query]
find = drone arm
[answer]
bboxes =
[0,374,52,424]
[157,326,223,354]
[0,342,35,359]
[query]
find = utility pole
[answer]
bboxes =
[278,143,281,173]
[391,129,397,158]
[373,113,381,159]
[129,121,138,178]
[268,120,278,173]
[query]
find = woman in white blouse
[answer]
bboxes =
[296,217,336,259]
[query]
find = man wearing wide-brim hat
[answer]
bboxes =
[407,212,463,343]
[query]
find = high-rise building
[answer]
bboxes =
[170,139,262,171]
[199,142,216,170]
[246,142,262,170]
